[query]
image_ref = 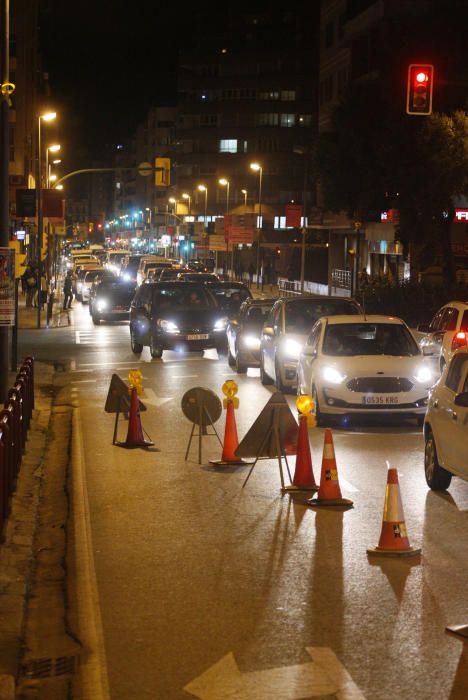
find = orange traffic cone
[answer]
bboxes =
[117,387,154,449]
[307,428,353,507]
[368,467,421,556]
[210,399,250,466]
[284,414,318,491]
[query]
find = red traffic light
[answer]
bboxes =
[406,64,434,116]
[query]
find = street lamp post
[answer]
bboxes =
[219,178,231,278]
[182,192,191,215]
[250,163,263,288]
[241,189,247,211]
[197,185,208,227]
[37,111,56,328]
[45,143,60,188]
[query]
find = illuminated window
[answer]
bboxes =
[280,114,295,127]
[257,113,279,126]
[298,114,312,126]
[281,90,296,101]
[258,90,279,100]
[219,139,238,153]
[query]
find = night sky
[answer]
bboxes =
[39,0,185,164]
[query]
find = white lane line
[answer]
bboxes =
[170,374,199,379]
[75,331,81,344]
[74,380,97,384]
[71,359,76,370]
[78,361,145,367]
[339,477,359,493]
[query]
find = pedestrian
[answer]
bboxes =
[23,266,37,307]
[358,267,369,290]
[63,270,73,309]
[248,262,255,286]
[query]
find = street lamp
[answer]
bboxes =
[218,178,230,214]
[46,143,60,187]
[197,184,208,228]
[182,192,191,215]
[36,111,56,328]
[250,162,263,287]
[241,189,248,211]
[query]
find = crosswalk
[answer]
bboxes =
[75,329,128,346]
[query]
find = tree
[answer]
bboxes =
[317,80,468,289]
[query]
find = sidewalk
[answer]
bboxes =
[17,291,71,330]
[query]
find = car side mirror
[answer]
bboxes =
[418,323,431,332]
[422,346,434,356]
[454,391,468,408]
[263,326,274,337]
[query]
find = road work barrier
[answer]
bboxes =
[284,395,318,492]
[210,381,250,467]
[0,357,35,542]
[367,466,421,556]
[306,428,353,508]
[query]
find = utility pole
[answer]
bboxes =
[0,0,10,402]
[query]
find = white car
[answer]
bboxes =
[418,301,468,373]
[424,348,468,490]
[296,315,434,425]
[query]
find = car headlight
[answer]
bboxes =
[66,261,72,268]
[414,366,432,384]
[214,317,228,331]
[122,272,131,282]
[283,338,303,359]
[158,319,179,334]
[77,282,83,291]
[243,334,260,350]
[322,366,346,384]
[96,299,108,311]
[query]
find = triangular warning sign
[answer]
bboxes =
[104,374,146,414]
[235,391,297,459]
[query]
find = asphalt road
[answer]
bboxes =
[19,303,468,700]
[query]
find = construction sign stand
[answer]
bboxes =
[236,392,297,490]
[182,387,223,464]
[367,465,420,556]
[284,394,318,492]
[210,380,252,467]
[105,373,154,449]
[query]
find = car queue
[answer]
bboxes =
[63,246,467,491]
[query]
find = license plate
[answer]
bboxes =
[187,334,209,340]
[362,395,399,405]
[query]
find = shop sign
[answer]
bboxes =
[454,208,468,222]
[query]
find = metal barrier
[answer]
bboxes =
[0,358,35,542]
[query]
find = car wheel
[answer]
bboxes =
[260,353,273,385]
[424,430,452,490]
[275,358,288,393]
[130,327,143,354]
[92,313,100,326]
[312,385,326,427]
[416,414,425,427]
[150,334,163,359]
[216,340,227,357]
[235,347,247,374]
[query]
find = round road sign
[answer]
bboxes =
[137,161,153,177]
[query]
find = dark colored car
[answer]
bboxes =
[158,267,192,281]
[227,298,277,373]
[89,280,136,325]
[120,254,143,283]
[204,281,252,318]
[178,272,219,282]
[129,282,228,358]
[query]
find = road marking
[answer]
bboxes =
[74,380,97,384]
[140,388,172,407]
[75,331,81,344]
[78,361,145,367]
[184,647,365,700]
[340,477,359,493]
[169,374,199,379]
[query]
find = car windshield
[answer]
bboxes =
[97,282,135,300]
[461,310,468,331]
[285,300,359,333]
[84,271,106,283]
[243,304,272,328]
[153,286,216,310]
[323,323,420,356]
[208,285,251,310]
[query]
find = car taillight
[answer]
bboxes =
[452,331,467,350]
